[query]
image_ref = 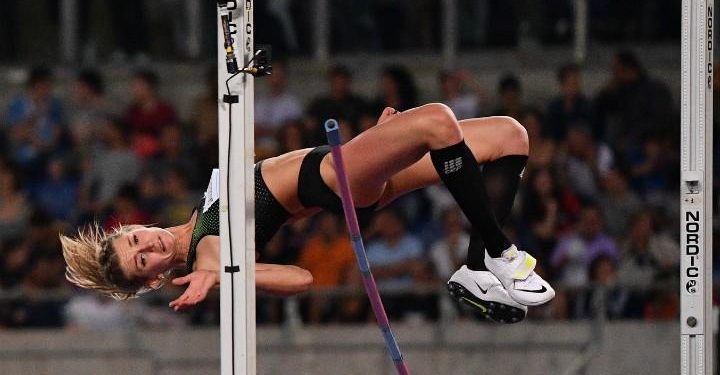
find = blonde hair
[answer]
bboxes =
[60,223,148,300]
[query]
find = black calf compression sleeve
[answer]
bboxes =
[430,141,511,257]
[466,155,528,271]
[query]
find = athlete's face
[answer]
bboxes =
[114,227,177,282]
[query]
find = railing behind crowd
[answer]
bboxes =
[0,282,684,327]
[0,0,682,66]
[0,283,694,374]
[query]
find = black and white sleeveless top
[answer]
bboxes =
[185,169,220,273]
[185,166,292,272]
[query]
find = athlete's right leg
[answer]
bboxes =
[327,109,542,318]
[319,103,464,207]
[258,103,464,218]
[323,105,515,263]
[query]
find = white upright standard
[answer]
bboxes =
[217,1,256,375]
[680,1,713,374]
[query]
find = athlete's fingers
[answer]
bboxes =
[172,276,191,285]
[169,289,194,308]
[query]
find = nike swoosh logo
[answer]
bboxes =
[515,285,547,293]
[474,282,489,294]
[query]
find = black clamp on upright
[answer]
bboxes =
[224,265,240,273]
[241,46,273,77]
[223,94,239,103]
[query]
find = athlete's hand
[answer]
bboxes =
[168,270,219,311]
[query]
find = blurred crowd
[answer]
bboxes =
[0,48,697,330]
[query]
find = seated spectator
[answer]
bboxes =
[521,167,581,266]
[629,135,676,205]
[429,207,468,281]
[6,67,63,179]
[551,204,619,290]
[561,126,615,202]
[0,237,31,290]
[491,74,525,119]
[189,67,220,177]
[371,65,419,114]
[306,64,369,134]
[136,172,167,223]
[79,119,141,213]
[615,211,675,318]
[32,157,78,221]
[67,69,111,153]
[26,208,63,256]
[437,69,485,120]
[545,63,594,141]
[4,66,64,181]
[8,248,68,328]
[123,69,178,159]
[254,60,303,145]
[366,208,430,320]
[520,109,556,174]
[146,125,201,189]
[618,210,678,283]
[575,255,627,320]
[296,213,356,323]
[597,166,644,239]
[275,120,310,155]
[256,223,307,324]
[594,50,674,157]
[102,184,152,231]
[160,169,196,227]
[0,162,30,242]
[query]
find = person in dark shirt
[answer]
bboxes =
[594,50,675,158]
[306,64,369,144]
[123,69,178,159]
[545,63,594,141]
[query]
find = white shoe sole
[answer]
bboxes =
[447,267,527,324]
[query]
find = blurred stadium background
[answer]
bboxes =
[0,0,713,374]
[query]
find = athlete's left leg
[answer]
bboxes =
[379,116,554,308]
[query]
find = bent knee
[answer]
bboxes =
[499,116,529,155]
[418,103,462,147]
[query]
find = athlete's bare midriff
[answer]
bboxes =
[258,147,314,216]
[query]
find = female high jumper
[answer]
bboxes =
[61,103,554,323]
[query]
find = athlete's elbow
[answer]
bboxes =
[283,266,313,295]
[296,268,314,292]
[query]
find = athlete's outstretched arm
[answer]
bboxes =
[256,263,313,297]
[168,263,313,311]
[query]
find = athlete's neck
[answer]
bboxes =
[165,213,197,269]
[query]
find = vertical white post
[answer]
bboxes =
[573,0,588,64]
[442,0,458,68]
[314,0,329,62]
[680,0,713,374]
[187,0,202,59]
[218,1,256,375]
[60,0,78,63]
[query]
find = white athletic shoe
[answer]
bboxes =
[447,265,527,324]
[484,245,555,306]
